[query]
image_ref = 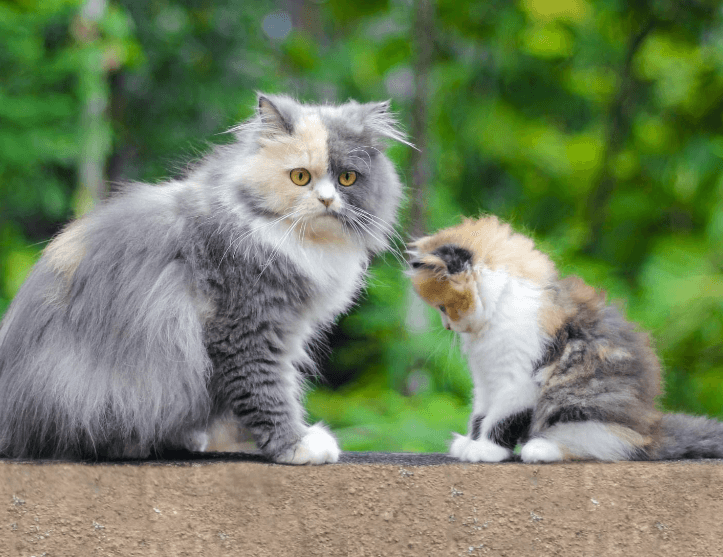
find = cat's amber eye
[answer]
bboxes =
[290,168,311,186]
[338,170,357,186]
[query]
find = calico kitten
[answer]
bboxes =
[409,215,723,462]
[0,93,409,463]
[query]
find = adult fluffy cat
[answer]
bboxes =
[0,94,408,463]
[409,215,723,462]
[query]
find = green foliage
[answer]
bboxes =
[1,0,722,451]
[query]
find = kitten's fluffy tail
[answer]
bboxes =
[653,413,723,460]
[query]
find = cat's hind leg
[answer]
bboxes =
[521,421,647,463]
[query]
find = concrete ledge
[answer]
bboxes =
[2,454,722,556]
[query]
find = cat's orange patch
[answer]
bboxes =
[411,216,557,285]
[605,424,649,450]
[538,299,567,338]
[412,269,475,321]
[538,276,607,338]
[44,221,87,281]
[246,113,330,215]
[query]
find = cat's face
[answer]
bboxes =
[231,94,408,251]
[409,216,557,335]
[408,244,484,335]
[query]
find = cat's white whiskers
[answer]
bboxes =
[353,218,405,267]
[352,206,406,246]
[348,155,371,174]
[354,145,383,158]
[346,208,405,266]
[253,215,303,287]
[344,217,367,247]
[225,209,303,266]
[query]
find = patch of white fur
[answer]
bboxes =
[453,269,546,452]
[520,438,563,463]
[183,429,210,453]
[276,423,340,465]
[251,214,368,332]
[450,433,512,463]
[311,176,338,208]
[526,422,640,462]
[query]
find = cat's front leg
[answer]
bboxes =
[450,429,513,462]
[450,413,513,463]
[275,422,340,465]
[450,408,534,462]
[218,360,339,465]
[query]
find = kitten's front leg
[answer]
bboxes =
[218,360,339,465]
[450,377,513,462]
[450,400,534,462]
[450,413,515,463]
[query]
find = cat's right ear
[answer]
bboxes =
[256,95,293,138]
[432,245,473,276]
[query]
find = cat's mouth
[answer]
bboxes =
[316,208,344,221]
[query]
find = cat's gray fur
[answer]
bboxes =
[0,94,408,462]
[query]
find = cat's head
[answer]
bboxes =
[223,93,411,252]
[408,216,557,335]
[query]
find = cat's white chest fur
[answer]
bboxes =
[462,269,546,425]
[252,217,367,365]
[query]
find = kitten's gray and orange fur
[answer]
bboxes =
[410,215,723,462]
[0,94,409,463]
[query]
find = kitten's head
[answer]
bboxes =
[408,216,557,334]
[223,93,411,252]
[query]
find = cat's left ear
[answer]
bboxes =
[361,100,416,149]
[256,94,294,138]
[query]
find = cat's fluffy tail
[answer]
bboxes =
[653,413,723,460]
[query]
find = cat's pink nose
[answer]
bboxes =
[318,197,332,208]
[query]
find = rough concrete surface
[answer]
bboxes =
[2,454,723,556]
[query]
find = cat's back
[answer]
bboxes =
[0,181,212,458]
[534,274,662,431]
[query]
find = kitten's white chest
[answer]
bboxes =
[462,271,547,407]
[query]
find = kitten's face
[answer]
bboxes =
[233,94,407,250]
[409,245,485,335]
[409,216,557,335]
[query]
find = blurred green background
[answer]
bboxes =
[1,0,722,452]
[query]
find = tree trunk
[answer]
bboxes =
[408,0,434,240]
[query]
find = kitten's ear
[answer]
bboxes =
[432,245,474,276]
[362,100,416,149]
[256,94,293,137]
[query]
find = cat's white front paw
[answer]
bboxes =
[449,433,512,463]
[520,437,563,463]
[276,423,340,465]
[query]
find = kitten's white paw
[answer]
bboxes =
[276,423,340,465]
[449,433,512,463]
[521,438,563,463]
